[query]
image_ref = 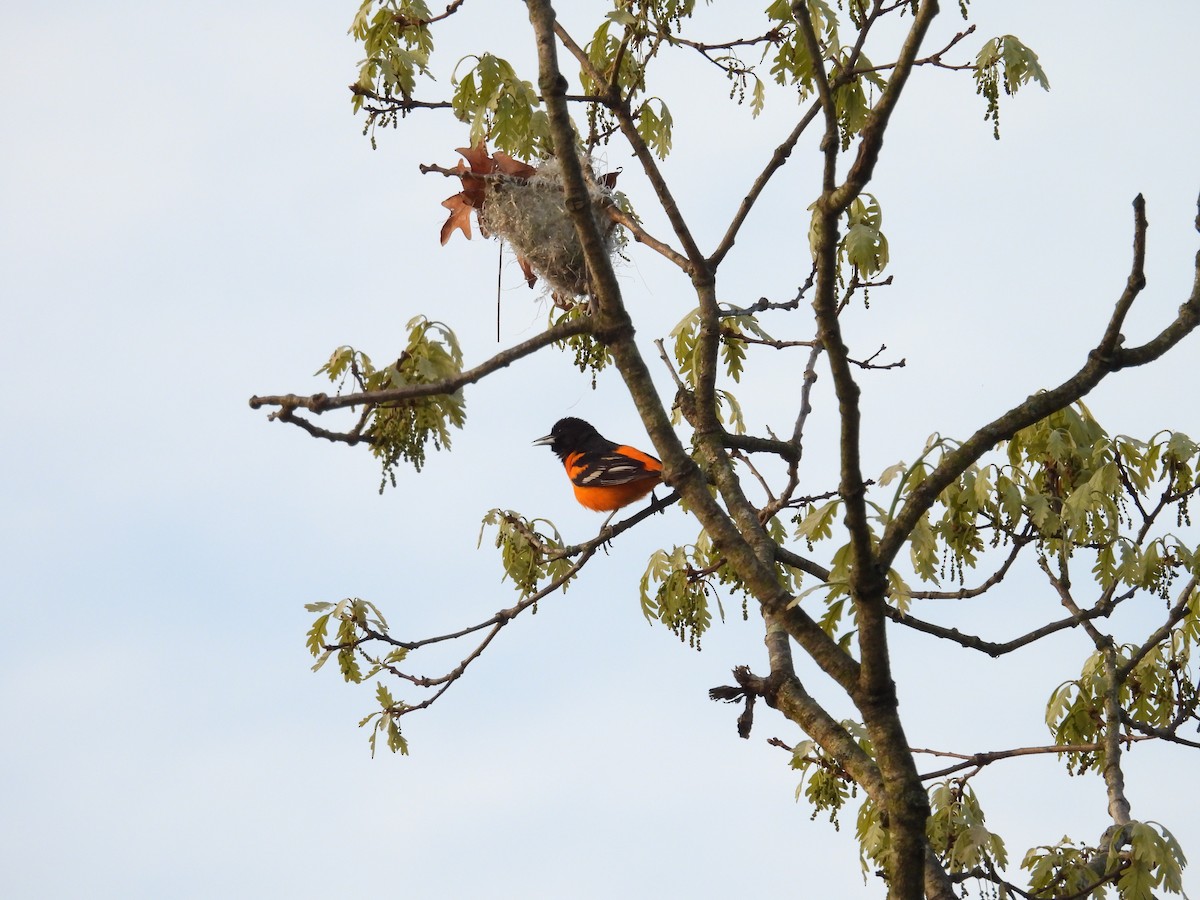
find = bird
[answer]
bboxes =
[533,417,663,513]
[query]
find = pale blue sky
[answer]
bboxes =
[3,3,1199,897]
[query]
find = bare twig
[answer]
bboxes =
[652,338,687,392]
[886,585,1138,657]
[909,536,1030,600]
[850,25,977,76]
[1121,712,1200,749]
[604,204,690,269]
[913,736,1153,781]
[393,0,465,28]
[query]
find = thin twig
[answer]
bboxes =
[913,736,1153,781]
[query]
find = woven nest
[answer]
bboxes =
[479,159,618,301]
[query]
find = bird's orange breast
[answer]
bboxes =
[571,478,659,512]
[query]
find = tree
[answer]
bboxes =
[250,2,1200,897]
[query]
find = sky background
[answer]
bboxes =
[3,2,1199,897]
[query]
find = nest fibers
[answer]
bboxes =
[439,146,621,302]
[481,158,619,300]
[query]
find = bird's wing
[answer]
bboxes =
[567,448,661,487]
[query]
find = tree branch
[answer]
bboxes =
[1116,575,1198,681]
[913,736,1152,781]
[827,0,941,213]
[908,534,1030,600]
[878,194,1200,573]
[249,316,591,419]
[342,538,600,718]
[550,19,707,273]
[885,587,1137,657]
[708,101,823,268]
[526,0,864,702]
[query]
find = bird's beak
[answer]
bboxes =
[532,433,554,447]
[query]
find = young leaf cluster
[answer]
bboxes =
[764,0,886,147]
[889,406,1200,596]
[551,303,613,384]
[580,3,698,154]
[360,682,411,757]
[640,535,744,649]
[317,316,466,489]
[306,597,397,685]
[926,780,1008,877]
[1022,822,1186,900]
[858,780,1009,888]
[764,0,833,97]
[670,308,763,431]
[789,720,870,828]
[350,0,436,108]
[1047,603,1200,776]
[809,193,892,292]
[480,509,573,598]
[973,34,1051,138]
[841,194,889,279]
[451,54,550,159]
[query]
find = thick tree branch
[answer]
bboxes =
[835,9,948,898]
[549,19,707,273]
[1101,645,1133,827]
[790,1,839,193]
[786,7,947,898]
[526,0,863,697]
[878,194,1200,573]
[605,204,690,270]
[748,616,955,900]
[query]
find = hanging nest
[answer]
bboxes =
[436,143,620,305]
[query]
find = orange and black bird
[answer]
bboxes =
[534,417,663,512]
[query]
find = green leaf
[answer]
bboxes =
[795,500,841,545]
[306,613,331,657]
[448,53,548,158]
[715,389,746,434]
[878,460,908,487]
[750,79,766,117]
[887,569,912,616]
[338,648,363,684]
[481,510,568,598]
[332,317,467,490]
[605,8,638,27]
[670,307,702,387]
[909,514,939,583]
[634,98,674,159]
[349,1,436,112]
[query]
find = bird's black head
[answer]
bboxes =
[533,417,606,461]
